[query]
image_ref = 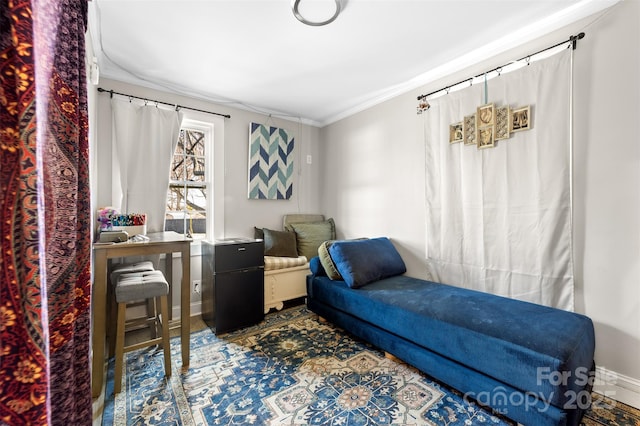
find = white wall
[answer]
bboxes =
[319,1,640,407]
[572,0,640,405]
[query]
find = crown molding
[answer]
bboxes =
[320,0,621,127]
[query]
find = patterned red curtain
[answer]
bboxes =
[0,0,92,424]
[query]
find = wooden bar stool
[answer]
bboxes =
[108,261,156,356]
[113,270,171,394]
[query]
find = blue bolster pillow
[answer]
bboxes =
[328,237,407,288]
[309,256,326,276]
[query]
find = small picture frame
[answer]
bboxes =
[449,122,463,144]
[495,106,510,140]
[463,114,476,145]
[476,103,495,128]
[476,103,496,149]
[511,106,531,132]
[477,127,495,149]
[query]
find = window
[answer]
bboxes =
[164,114,224,245]
[165,127,208,240]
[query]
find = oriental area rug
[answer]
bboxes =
[101,306,639,425]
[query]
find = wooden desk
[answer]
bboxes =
[92,231,191,398]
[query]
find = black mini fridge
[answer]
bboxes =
[202,238,264,334]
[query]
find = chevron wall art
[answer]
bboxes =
[248,122,294,200]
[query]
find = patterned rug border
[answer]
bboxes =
[582,392,640,425]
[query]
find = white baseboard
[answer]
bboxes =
[190,301,202,317]
[172,301,202,319]
[593,365,640,409]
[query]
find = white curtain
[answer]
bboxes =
[424,50,574,310]
[111,98,182,233]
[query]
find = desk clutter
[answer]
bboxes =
[97,207,147,239]
[99,231,129,243]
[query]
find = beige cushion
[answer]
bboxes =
[115,270,168,303]
[289,218,336,260]
[264,255,308,271]
[283,214,325,230]
[110,261,155,287]
[318,240,342,280]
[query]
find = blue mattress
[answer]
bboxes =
[307,273,595,409]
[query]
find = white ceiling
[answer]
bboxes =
[88,0,618,127]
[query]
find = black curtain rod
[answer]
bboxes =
[417,32,585,101]
[97,87,231,119]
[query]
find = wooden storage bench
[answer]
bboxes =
[263,255,309,313]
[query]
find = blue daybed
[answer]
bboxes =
[306,237,595,426]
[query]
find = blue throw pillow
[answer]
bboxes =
[329,237,406,288]
[309,256,327,276]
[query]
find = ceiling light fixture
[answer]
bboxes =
[292,0,341,26]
